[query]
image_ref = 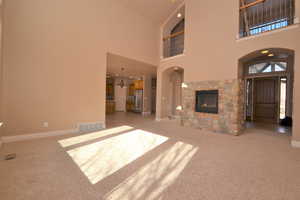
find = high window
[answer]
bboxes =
[163,19,185,58]
[239,0,295,37]
[248,61,287,74]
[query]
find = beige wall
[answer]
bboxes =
[143,75,152,114]
[293,56,300,141]
[157,0,300,141]
[1,0,159,136]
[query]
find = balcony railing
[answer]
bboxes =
[163,31,184,59]
[239,0,295,37]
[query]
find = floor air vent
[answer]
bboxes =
[78,122,104,133]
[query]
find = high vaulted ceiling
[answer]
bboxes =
[118,0,184,23]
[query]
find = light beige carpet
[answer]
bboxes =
[0,113,300,200]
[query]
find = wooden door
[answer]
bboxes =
[253,77,279,123]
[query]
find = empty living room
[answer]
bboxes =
[1,0,300,199]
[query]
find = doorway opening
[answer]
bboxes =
[105,53,157,126]
[160,66,184,120]
[239,48,294,135]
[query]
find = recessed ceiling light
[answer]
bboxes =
[261,50,269,54]
[177,13,182,18]
[268,53,274,57]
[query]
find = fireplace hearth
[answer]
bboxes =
[195,90,218,114]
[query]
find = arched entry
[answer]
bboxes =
[238,48,294,134]
[160,66,184,119]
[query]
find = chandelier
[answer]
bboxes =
[117,67,126,88]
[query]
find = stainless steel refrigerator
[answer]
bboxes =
[134,90,143,113]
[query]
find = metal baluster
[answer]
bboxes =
[290,0,293,24]
[256,4,259,30]
[270,0,273,26]
[277,0,280,21]
[284,0,286,21]
[250,8,253,28]
[289,0,292,23]
[279,0,282,21]
[261,2,264,28]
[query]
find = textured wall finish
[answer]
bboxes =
[181,79,244,135]
[2,0,159,136]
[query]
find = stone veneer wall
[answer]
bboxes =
[181,79,244,135]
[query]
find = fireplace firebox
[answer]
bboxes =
[195,90,219,114]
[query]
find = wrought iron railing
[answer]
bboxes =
[163,31,184,58]
[239,0,295,37]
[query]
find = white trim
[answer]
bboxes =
[161,2,185,28]
[160,53,185,63]
[291,140,300,148]
[1,129,79,143]
[236,23,300,42]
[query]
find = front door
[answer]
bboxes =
[254,77,279,123]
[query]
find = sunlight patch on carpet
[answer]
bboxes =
[67,129,168,184]
[59,126,134,147]
[104,142,198,200]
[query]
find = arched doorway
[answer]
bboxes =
[160,66,184,119]
[238,48,294,134]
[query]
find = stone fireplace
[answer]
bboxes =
[181,79,244,135]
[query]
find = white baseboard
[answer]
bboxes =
[1,128,79,143]
[291,140,300,148]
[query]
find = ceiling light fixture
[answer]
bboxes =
[261,50,269,54]
[268,53,274,57]
[177,13,182,18]
[117,68,127,88]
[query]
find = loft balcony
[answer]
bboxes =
[239,0,295,38]
[163,30,184,59]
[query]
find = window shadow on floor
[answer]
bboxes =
[58,123,199,200]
